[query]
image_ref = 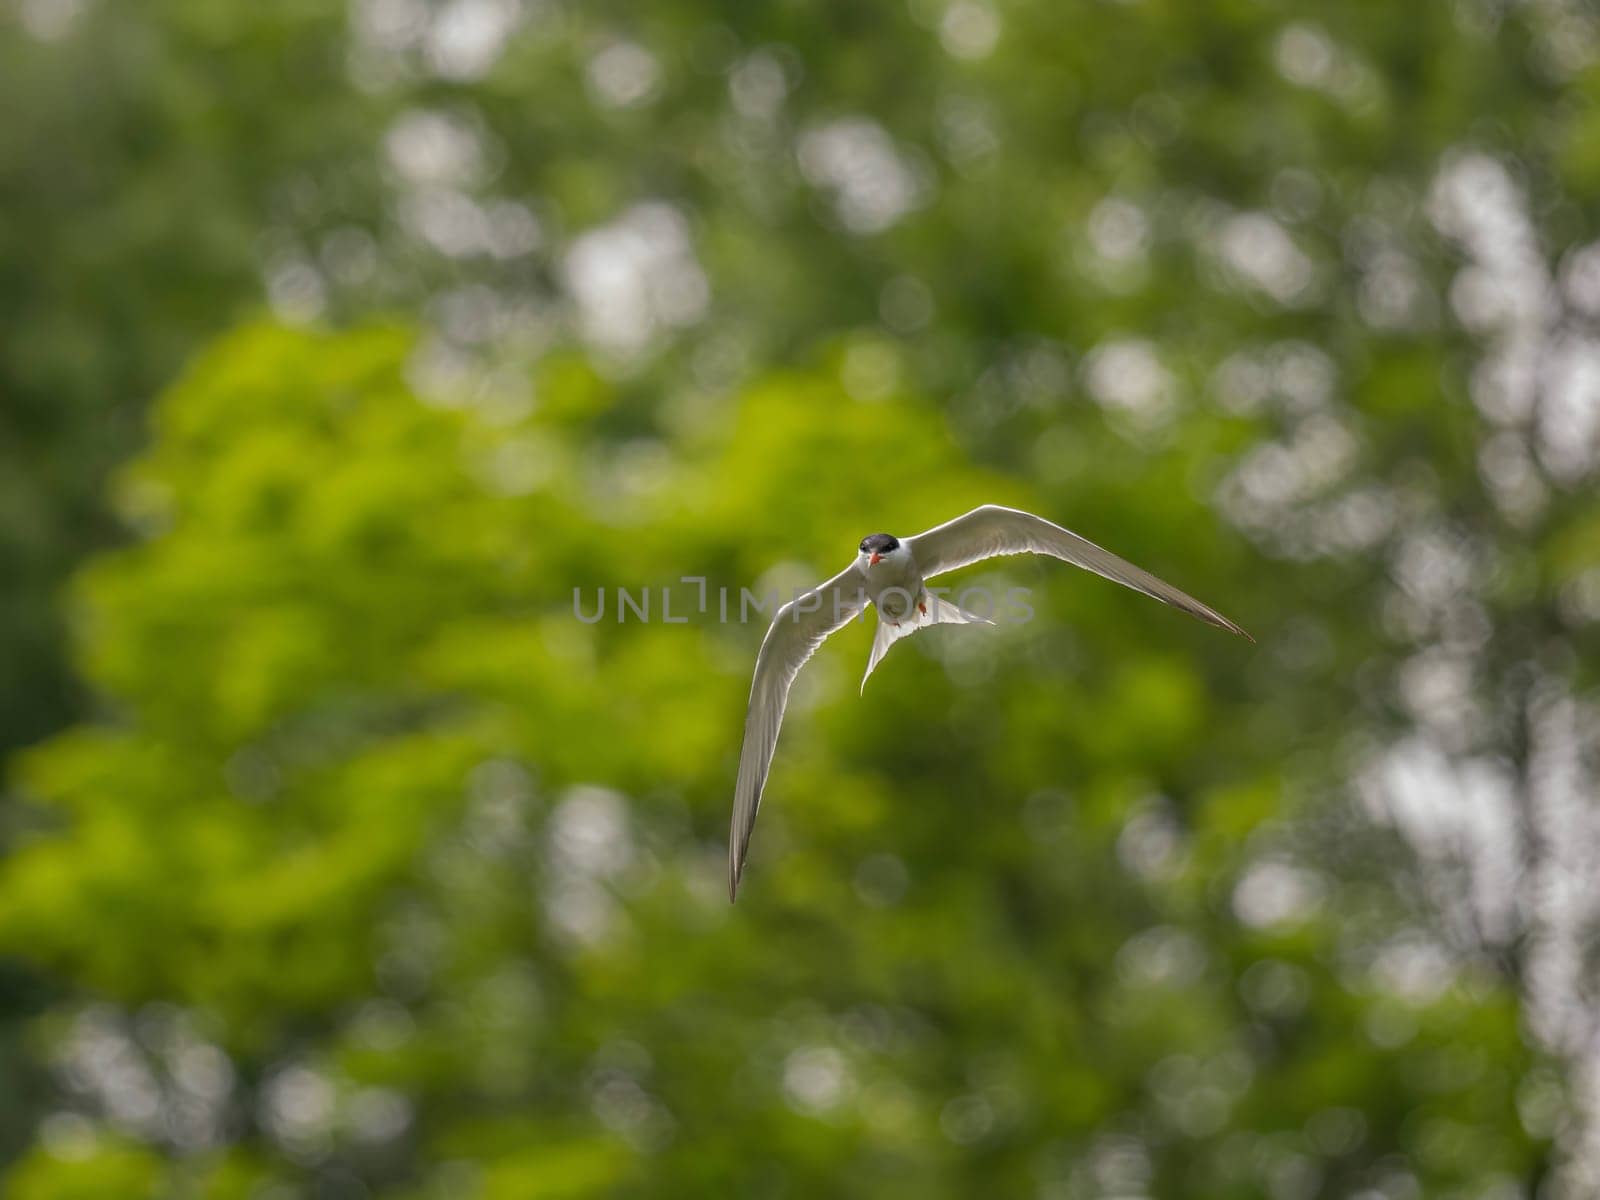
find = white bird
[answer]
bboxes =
[728,504,1252,900]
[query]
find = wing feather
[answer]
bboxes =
[906,505,1252,641]
[729,563,867,900]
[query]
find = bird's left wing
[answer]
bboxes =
[730,563,868,901]
[906,504,1252,640]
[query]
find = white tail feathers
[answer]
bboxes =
[923,592,993,628]
[860,592,994,693]
[861,617,917,693]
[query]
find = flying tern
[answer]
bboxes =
[728,504,1251,900]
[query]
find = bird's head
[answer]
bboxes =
[858,533,903,568]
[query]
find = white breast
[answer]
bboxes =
[864,552,922,621]
[878,588,914,620]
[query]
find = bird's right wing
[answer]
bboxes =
[729,563,868,901]
[906,504,1251,640]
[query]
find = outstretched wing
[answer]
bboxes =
[906,504,1252,641]
[730,563,868,901]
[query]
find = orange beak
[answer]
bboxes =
[869,553,882,565]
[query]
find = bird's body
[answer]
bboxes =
[727,504,1251,900]
[856,534,921,620]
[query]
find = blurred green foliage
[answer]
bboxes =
[2,0,1599,1196]
[0,323,1542,1197]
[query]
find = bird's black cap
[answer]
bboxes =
[859,533,900,554]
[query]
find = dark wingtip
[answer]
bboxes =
[1206,611,1254,643]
